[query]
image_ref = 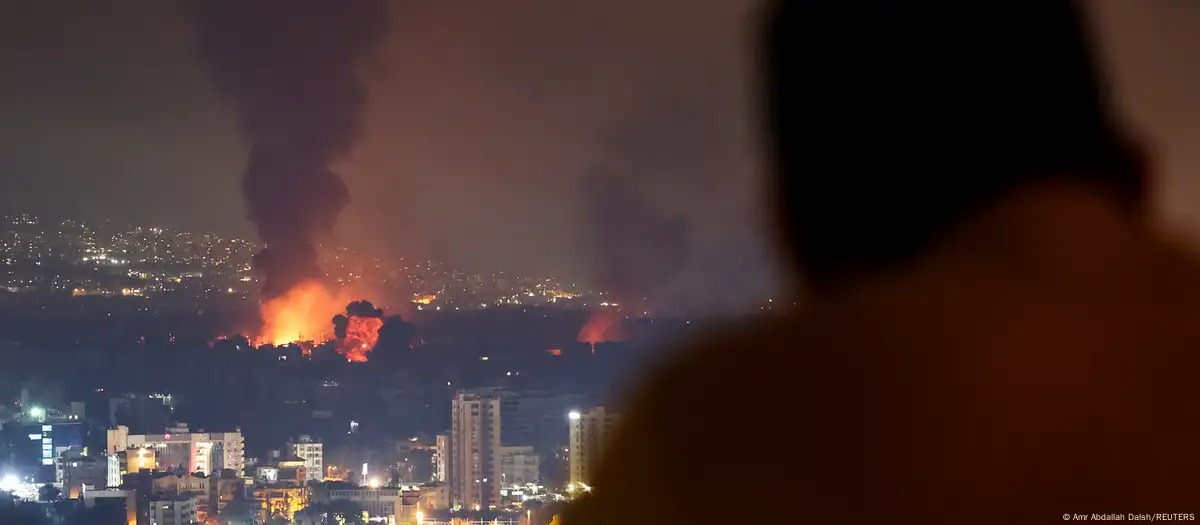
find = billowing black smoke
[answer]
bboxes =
[332,300,383,340]
[582,100,709,312]
[188,0,389,299]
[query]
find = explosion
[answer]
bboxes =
[189,1,389,351]
[578,309,623,350]
[333,300,386,362]
[257,280,349,346]
[338,316,384,362]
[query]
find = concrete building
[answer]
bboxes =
[206,469,245,520]
[329,487,419,523]
[82,489,138,525]
[419,484,449,511]
[449,389,502,510]
[253,485,307,522]
[152,472,208,495]
[291,435,324,481]
[10,421,86,483]
[498,446,540,487]
[106,423,244,477]
[434,434,449,482]
[61,452,106,497]
[150,493,199,525]
[107,446,156,488]
[568,407,620,488]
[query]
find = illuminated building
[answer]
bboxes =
[568,407,620,489]
[276,457,308,485]
[150,493,199,525]
[253,485,307,522]
[498,446,539,487]
[61,452,106,496]
[329,487,420,522]
[108,447,157,488]
[434,434,448,482]
[151,472,208,495]
[449,389,502,510]
[106,424,244,477]
[290,435,324,481]
[10,421,85,484]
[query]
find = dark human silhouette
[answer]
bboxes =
[565,1,1200,522]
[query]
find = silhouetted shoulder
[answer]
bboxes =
[562,315,808,524]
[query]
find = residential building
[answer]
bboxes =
[433,434,448,483]
[291,435,324,481]
[106,423,244,477]
[449,389,502,510]
[568,407,620,488]
[498,446,539,487]
[329,487,419,523]
[149,493,199,525]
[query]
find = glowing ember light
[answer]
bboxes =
[577,310,622,351]
[258,280,346,346]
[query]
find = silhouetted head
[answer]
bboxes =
[761,1,1146,297]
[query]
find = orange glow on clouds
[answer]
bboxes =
[577,309,622,349]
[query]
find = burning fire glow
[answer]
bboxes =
[258,281,341,346]
[578,309,622,350]
[257,280,383,361]
[339,315,383,362]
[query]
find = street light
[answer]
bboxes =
[567,411,580,421]
[29,407,44,419]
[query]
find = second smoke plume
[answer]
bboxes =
[189,0,388,298]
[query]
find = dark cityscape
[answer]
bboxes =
[6,0,1200,524]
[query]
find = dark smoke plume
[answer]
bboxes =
[188,0,389,299]
[582,100,710,311]
[332,300,384,339]
[581,168,691,312]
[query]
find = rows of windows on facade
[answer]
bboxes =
[0,386,620,524]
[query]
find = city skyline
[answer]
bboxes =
[0,0,775,317]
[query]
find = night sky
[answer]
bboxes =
[0,1,1197,312]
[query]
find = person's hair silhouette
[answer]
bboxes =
[763,1,1145,295]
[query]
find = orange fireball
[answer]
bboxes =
[339,315,384,362]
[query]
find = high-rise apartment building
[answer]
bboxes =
[434,434,449,483]
[291,435,324,481]
[568,407,620,488]
[449,390,501,510]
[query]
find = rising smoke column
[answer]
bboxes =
[581,168,691,313]
[188,0,388,299]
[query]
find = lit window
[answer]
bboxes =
[42,459,53,465]
[41,425,52,432]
